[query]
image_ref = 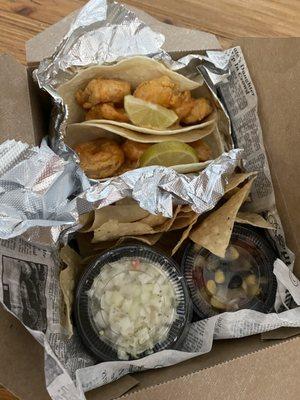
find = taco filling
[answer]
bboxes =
[75,138,212,179]
[75,75,213,130]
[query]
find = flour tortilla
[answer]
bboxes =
[58,56,216,134]
[66,122,223,175]
[82,109,216,136]
[66,120,216,145]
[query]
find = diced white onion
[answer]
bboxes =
[90,258,177,359]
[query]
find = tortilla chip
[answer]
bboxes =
[80,202,149,232]
[79,212,94,230]
[224,172,257,194]
[139,213,168,227]
[160,205,182,231]
[189,178,255,257]
[59,246,83,337]
[172,214,199,255]
[236,211,275,229]
[93,220,157,242]
[92,205,181,243]
[117,233,163,246]
[169,212,198,231]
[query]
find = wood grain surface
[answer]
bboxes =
[0,1,299,399]
[0,385,19,400]
[0,0,299,64]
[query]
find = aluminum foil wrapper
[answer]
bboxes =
[35,0,230,90]
[74,148,243,217]
[0,138,243,240]
[0,140,89,242]
[34,0,167,153]
[34,0,232,154]
[36,0,166,89]
[0,2,297,399]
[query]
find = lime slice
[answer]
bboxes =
[139,141,199,167]
[124,95,178,129]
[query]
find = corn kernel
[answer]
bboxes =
[245,274,257,286]
[210,296,226,310]
[206,280,217,295]
[215,269,225,284]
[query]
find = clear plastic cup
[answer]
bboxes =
[75,244,192,361]
[182,225,278,318]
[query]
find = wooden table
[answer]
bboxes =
[0,0,299,399]
[0,0,299,65]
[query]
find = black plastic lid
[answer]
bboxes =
[75,244,192,361]
[182,225,278,318]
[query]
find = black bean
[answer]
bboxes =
[228,275,243,289]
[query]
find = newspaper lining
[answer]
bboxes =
[1,236,300,399]
[41,45,297,396]
[0,2,298,400]
[208,47,294,310]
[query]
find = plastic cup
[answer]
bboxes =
[75,243,192,361]
[182,225,278,318]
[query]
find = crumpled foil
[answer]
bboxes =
[0,140,89,241]
[0,0,239,243]
[74,148,243,217]
[34,0,231,155]
[0,2,295,400]
[0,138,242,240]
[35,0,166,89]
[34,0,168,153]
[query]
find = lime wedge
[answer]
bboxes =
[124,95,178,129]
[139,141,199,167]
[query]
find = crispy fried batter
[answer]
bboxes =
[76,75,213,127]
[182,98,213,125]
[115,159,138,175]
[76,78,131,109]
[134,78,211,123]
[133,76,177,108]
[75,138,124,179]
[170,90,195,120]
[122,140,151,162]
[85,103,130,122]
[190,139,212,162]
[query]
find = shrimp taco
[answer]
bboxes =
[58,56,217,136]
[66,124,224,180]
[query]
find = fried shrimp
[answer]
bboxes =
[133,76,177,108]
[115,159,138,175]
[76,78,131,109]
[170,90,195,120]
[85,103,130,122]
[190,139,212,162]
[75,74,213,128]
[182,98,213,125]
[122,140,151,162]
[75,139,125,179]
[134,78,208,122]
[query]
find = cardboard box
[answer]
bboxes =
[0,6,299,400]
